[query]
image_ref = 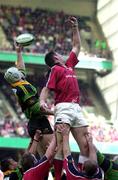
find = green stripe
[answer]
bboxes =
[0,51,112,70]
[0,137,118,154]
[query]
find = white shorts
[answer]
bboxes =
[54,102,88,127]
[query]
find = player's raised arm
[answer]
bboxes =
[14,41,25,70]
[68,16,81,56]
[40,87,50,109]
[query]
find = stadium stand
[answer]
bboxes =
[0,5,111,59]
[0,3,116,179]
[1,72,118,143]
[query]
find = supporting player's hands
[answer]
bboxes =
[34,129,42,142]
[40,100,54,115]
[67,16,78,28]
[85,133,93,145]
[40,100,48,110]
[85,133,97,151]
[56,123,70,136]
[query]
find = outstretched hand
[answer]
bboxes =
[14,40,23,53]
[66,16,78,28]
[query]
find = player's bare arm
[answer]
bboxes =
[40,107,54,116]
[40,87,50,108]
[68,16,81,56]
[45,132,57,160]
[85,133,97,162]
[28,130,42,155]
[14,41,25,70]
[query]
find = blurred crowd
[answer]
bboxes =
[1,112,118,143]
[0,5,112,59]
[88,117,118,142]
[0,73,118,142]
[0,5,116,180]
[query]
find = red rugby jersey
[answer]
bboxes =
[46,51,80,105]
[63,155,103,180]
[23,156,51,180]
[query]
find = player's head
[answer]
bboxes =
[83,160,98,177]
[21,153,38,172]
[45,51,64,68]
[1,157,18,172]
[4,67,23,84]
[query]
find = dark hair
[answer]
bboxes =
[83,160,98,177]
[45,68,51,79]
[1,157,12,172]
[45,51,55,67]
[20,153,35,172]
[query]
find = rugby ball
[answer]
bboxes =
[16,33,34,46]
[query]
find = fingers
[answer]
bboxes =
[66,16,78,27]
[34,129,43,140]
[36,129,42,134]
[56,123,70,135]
[40,101,49,109]
[40,101,49,112]
[85,132,93,143]
[14,40,23,52]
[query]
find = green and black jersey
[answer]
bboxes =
[10,69,53,136]
[11,69,40,119]
[97,151,118,180]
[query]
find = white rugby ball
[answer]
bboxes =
[16,33,34,46]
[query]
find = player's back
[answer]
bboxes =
[11,80,39,114]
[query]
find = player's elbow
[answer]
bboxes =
[74,43,80,51]
[72,46,80,56]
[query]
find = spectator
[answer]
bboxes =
[0,5,111,59]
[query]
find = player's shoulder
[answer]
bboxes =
[51,65,63,72]
[19,68,26,78]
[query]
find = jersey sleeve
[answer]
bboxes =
[46,66,57,90]
[65,51,79,69]
[24,156,51,179]
[10,172,19,180]
[63,155,84,177]
[19,69,26,79]
[97,151,112,173]
[35,156,51,174]
[93,167,103,179]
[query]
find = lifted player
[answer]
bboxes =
[4,42,53,156]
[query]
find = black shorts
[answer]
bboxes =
[27,114,53,138]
